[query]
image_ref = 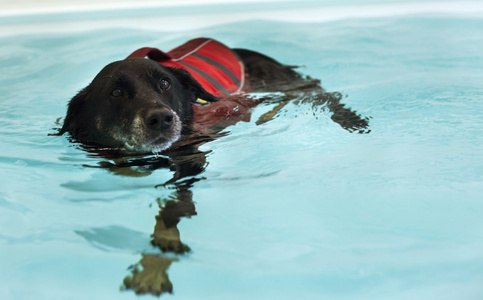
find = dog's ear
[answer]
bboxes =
[168,67,218,104]
[58,87,89,137]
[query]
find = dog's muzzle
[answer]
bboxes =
[119,108,181,153]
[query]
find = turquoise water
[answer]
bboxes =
[1,5,483,300]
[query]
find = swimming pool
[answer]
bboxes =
[1,0,483,299]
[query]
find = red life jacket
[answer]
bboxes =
[126,38,245,97]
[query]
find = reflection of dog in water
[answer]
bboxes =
[122,184,195,295]
[58,38,370,296]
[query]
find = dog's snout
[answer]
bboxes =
[145,109,175,131]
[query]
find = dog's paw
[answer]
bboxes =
[151,235,191,253]
[122,254,176,296]
[152,217,191,253]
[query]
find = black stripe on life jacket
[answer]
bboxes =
[177,61,231,96]
[191,53,241,86]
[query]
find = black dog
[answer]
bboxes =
[58,38,370,296]
[59,38,369,155]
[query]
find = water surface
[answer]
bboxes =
[1,5,483,300]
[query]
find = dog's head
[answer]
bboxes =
[59,58,217,153]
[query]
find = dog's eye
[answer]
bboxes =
[110,88,123,97]
[160,79,171,90]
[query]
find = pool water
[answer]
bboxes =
[1,2,483,299]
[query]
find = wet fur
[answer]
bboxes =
[59,59,217,153]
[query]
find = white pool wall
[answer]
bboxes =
[1,0,483,37]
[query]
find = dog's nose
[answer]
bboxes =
[145,110,174,131]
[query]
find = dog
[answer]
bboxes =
[58,38,369,156]
[58,38,370,296]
